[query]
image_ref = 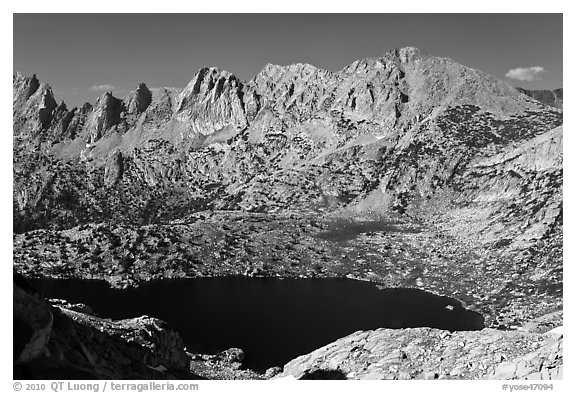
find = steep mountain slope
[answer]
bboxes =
[13,47,562,330]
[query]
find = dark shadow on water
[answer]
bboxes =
[317,219,421,242]
[29,277,484,372]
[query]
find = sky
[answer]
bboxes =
[13,13,563,108]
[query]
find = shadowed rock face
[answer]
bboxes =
[13,274,52,365]
[83,92,126,143]
[13,273,195,380]
[13,73,40,103]
[13,73,57,136]
[127,83,152,115]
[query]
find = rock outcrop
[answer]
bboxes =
[13,73,57,137]
[174,67,248,136]
[83,92,126,143]
[13,273,195,379]
[126,83,152,115]
[278,326,563,380]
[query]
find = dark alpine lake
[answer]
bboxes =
[30,277,484,371]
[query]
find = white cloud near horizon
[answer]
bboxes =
[505,66,546,82]
[90,84,116,91]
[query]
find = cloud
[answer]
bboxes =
[505,66,546,82]
[90,84,116,92]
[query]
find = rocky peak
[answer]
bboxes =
[258,63,285,79]
[13,72,40,105]
[396,46,427,63]
[248,62,338,121]
[13,74,58,136]
[80,102,93,114]
[36,84,58,116]
[47,101,74,141]
[340,47,424,76]
[385,49,541,117]
[341,57,386,74]
[126,83,152,115]
[176,67,241,110]
[83,92,125,143]
[140,87,178,124]
[55,101,67,112]
[285,63,324,77]
[174,67,247,136]
[56,102,93,141]
[254,62,333,87]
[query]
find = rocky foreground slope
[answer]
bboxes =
[13,47,563,379]
[278,324,563,380]
[13,273,195,379]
